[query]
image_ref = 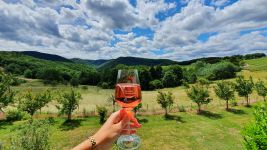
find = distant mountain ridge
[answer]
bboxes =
[10,51,266,69]
[20,51,72,62]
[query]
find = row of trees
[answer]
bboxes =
[156,75,267,115]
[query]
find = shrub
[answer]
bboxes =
[133,103,142,115]
[10,120,50,150]
[96,106,108,124]
[149,79,163,90]
[255,80,267,102]
[6,109,30,121]
[100,82,109,89]
[24,69,33,78]
[242,102,267,149]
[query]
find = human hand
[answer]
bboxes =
[72,109,141,150]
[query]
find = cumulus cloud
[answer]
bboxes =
[0,0,266,60]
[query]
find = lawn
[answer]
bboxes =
[0,105,254,150]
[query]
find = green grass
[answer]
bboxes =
[244,57,267,71]
[0,105,254,150]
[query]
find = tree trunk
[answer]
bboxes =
[246,95,249,106]
[226,100,229,110]
[165,108,168,116]
[197,103,201,113]
[68,112,72,120]
[263,96,266,102]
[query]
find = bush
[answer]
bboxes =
[100,82,109,89]
[6,109,30,121]
[10,120,50,150]
[24,69,33,78]
[149,79,163,90]
[96,106,108,124]
[162,71,177,87]
[242,102,267,149]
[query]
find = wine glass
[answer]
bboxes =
[115,69,141,150]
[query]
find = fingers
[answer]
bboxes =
[108,109,128,124]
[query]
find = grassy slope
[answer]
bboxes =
[0,106,254,150]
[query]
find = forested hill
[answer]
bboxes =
[71,58,109,66]
[20,51,72,62]
[98,57,178,69]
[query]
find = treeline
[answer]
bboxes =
[0,52,265,89]
[99,61,240,90]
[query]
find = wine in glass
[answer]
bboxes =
[115,69,141,150]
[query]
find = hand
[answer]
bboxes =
[72,109,141,150]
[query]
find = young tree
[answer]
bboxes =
[235,76,254,106]
[255,80,267,102]
[133,103,142,116]
[0,72,15,113]
[187,85,212,113]
[156,91,174,116]
[57,88,81,120]
[214,81,235,110]
[18,90,52,116]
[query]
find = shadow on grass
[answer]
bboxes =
[60,119,84,131]
[165,114,185,123]
[137,118,148,124]
[227,108,246,115]
[198,110,223,120]
[0,120,13,129]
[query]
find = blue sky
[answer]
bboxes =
[0,0,267,60]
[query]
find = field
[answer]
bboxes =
[0,57,267,149]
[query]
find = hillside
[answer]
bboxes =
[20,51,72,62]
[244,57,267,71]
[71,58,109,66]
[98,56,178,69]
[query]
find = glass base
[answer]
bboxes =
[117,134,141,150]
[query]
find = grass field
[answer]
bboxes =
[0,105,255,150]
[1,57,267,149]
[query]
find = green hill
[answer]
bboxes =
[244,57,267,71]
[20,51,72,62]
[98,56,178,69]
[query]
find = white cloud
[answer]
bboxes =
[0,0,267,60]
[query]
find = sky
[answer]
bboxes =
[0,0,267,61]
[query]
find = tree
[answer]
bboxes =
[169,65,183,86]
[187,85,212,113]
[154,66,163,79]
[162,71,176,87]
[57,88,81,120]
[235,76,254,106]
[255,80,267,102]
[24,69,33,78]
[149,79,163,90]
[242,102,267,149]
[70,76,79,87]
[214,81,235,110]
[0,72,15,113]
[156,91,174,116]
[149,66,157,80]
[18,90,52,116]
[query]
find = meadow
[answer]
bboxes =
[0,57,266,149]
